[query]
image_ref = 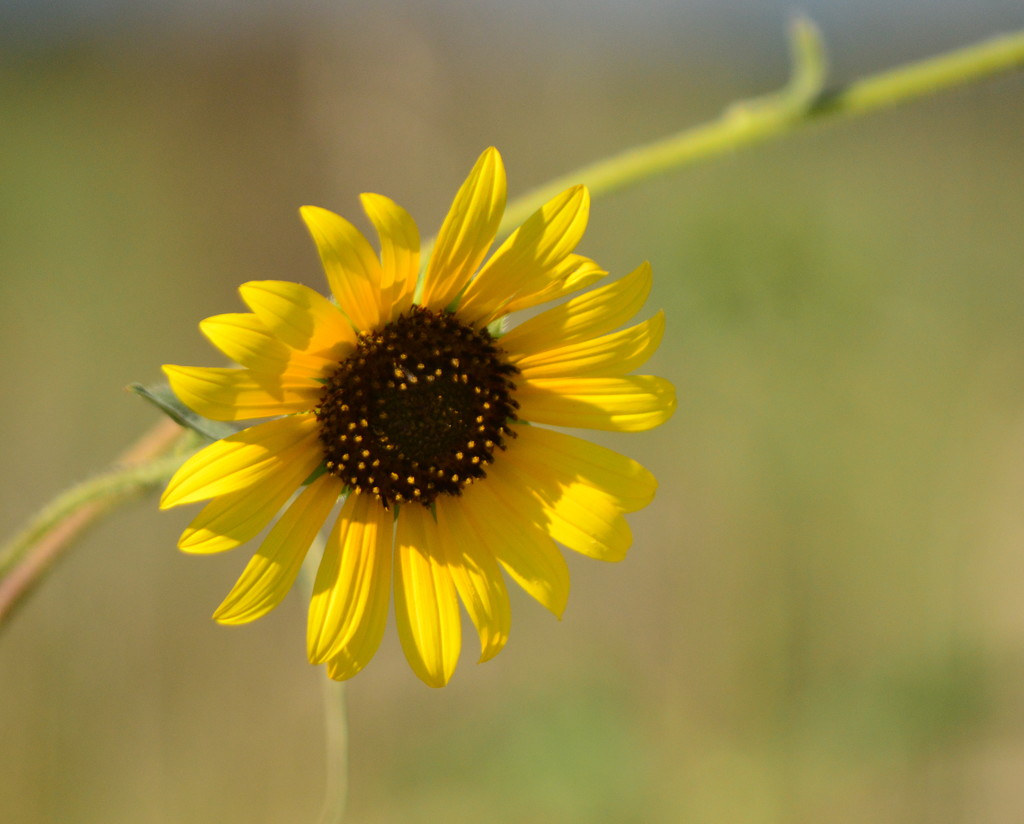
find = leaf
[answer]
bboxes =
[128,382,240,442]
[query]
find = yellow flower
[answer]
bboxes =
[160,147,675,686]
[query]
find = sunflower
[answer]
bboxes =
[159,147,675,686]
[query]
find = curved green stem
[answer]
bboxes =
[497,24,1024,233]
[0,420,196,625]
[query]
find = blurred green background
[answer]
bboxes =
[2,1,1024,822]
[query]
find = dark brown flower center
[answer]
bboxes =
[315,306,519,508]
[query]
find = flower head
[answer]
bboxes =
[160,148,675,686]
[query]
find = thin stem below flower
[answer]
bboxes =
[317,677,350,824]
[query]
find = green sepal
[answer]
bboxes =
[486,316,507,339]
[302,463,328,486]
[128,382,240,442]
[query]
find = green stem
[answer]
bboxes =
[0,454,174,575]
[497,26,1024,233]
[0,420,196,624]
[317,678,350,824]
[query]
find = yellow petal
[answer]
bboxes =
[498,254,607,317]
[458,185,590,323]
[238,280,356,357]
[514,311,665,379]
[324,628,375,680]
[360,192,419,320]
[315,497,393,673]
[178,439,324,553]
[394,505,462,687]
[200,313,288,370]
[421,147,506,311]
[501,261,652,354]
[163,364,323,421]
[199,313,333,377]
[300,205,384,331]
[458,475,569,617]
[496,426,655,562]
[513,425,657,512]
[507,465,632,562]
[214,474,343,624]
[160,415,320,508]
[435,496,511,662]
[307,493,393,664]
[324,580,389,682]
[516,375,677,432]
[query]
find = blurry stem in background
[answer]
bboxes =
[1,20,1023,632]
[318,678,349,824]
[0,418,194,625]
[495,21,1024,235]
